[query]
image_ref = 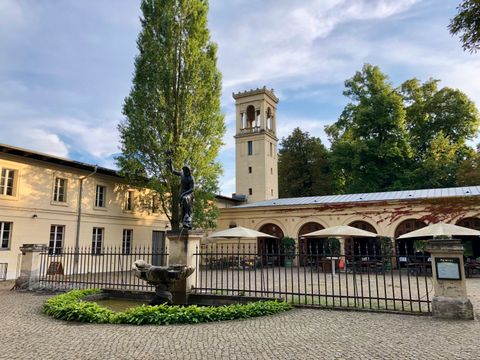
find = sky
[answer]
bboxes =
[0,0,479,196]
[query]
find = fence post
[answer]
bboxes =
[426,239,474,320]
[167,230,204,304]
[17,244,47,290]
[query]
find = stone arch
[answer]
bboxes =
[297,221,325,265]
[347,221,378,256]
[293,218,329,238]
[456,217,480,258]
[246,105,256,128]
[258,223,284,266]
[349,220,377,233]
[394,219,427,256]
[256,218,286,236]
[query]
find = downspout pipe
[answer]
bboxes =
[74,166,97,271]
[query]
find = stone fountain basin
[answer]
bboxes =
[82,290,154,312]
[83,289,281,311]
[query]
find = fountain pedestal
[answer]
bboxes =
[167,229,203,304]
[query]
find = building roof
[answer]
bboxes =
[215,194,243,203]
[0,143,121,178]
[236,186,480,209]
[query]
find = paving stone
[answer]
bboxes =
[0,281,480,360]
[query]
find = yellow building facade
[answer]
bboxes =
[216,191,480,258]
[0,144,169,280]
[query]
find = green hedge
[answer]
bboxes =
[43,289,292,325]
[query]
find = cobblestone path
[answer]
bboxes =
[1,282,480,359]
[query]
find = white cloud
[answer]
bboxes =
[212,0,420,90]
[46,117,119,159]
[3,128,69,158]
[0,112,119,164]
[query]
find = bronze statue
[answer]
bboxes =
[167,154,194,229]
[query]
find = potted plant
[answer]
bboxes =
[280,237,296,267]
[413,239,427,254]
[326,237,341,256]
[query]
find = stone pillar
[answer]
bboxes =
[167,230,203,304]
[18,244,47,290]
[426,239,474,320]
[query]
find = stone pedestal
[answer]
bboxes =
[426,239,474,320]
[167,230,203,304]
[18,244,47,290]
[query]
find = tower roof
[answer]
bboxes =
[232,86,279,103]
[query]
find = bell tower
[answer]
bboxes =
[233,86,279,203]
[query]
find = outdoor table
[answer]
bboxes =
[465,262,480,277]
[320,257,339,275]
[406,262,432,276]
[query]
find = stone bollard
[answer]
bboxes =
[166,230,203,304]
[426,239,474,320]
[17,244,47,290]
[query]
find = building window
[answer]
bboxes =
[270,168,273,175]
[248,188,253,195]
[92,227,104,254]
[125,190,134,211]
[247,141,253,155]
[0,168,16,196]
[271,189,273,196]
[49,225,64,255]
[53,178,67,203]
[269,142,273,157]
[248,166,252,174]
[0,222,12,249]
[95,185,106,208]
[122,229,133,254]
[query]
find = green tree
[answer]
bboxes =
[117,0,225,231]
[449,0,480,53]
[399,78,479,188]
[457,145,480,185]
[326,64,412,193]
[278,128,333,197]
[327,65,479,193]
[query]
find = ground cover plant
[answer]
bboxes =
[43,289,292,325]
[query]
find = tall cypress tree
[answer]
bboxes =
[117,0,225,231]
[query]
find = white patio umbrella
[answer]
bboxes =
[301,225,378,238]
[397,222,480,239]
[208,226,277,240]
[301,225,378,275]
[207,226,277,267]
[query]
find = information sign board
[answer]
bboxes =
[435,257,461,280]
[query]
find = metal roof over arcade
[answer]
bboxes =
[236,186,480,209]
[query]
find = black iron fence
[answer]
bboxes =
[193,244,433,314]
[39,246,167,291]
